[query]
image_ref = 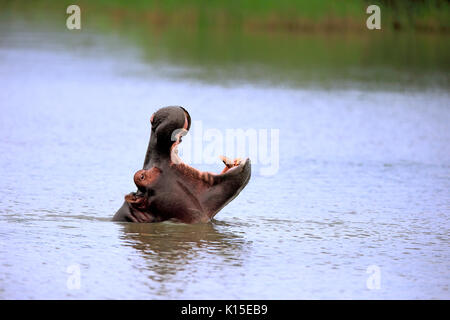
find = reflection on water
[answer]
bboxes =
[120,222,247,287]
[0,7,449,299]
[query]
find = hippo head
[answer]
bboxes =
[113,106,251,223]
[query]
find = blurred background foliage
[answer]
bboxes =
[1,0,448,89]
[5,0,447,33]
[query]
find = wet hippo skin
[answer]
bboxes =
[113,106,251,223]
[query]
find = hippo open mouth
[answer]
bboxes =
[113,106,251,223]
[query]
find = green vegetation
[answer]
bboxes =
[4,0,449,33]
[1,0,448,89]
[87,0,449,32]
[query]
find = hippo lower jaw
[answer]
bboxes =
[115,157,251,223]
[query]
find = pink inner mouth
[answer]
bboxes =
[168,111,243,181]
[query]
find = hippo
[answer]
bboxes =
[113,106,251,223]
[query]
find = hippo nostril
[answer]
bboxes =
[140,173,145,180]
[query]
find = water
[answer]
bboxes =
[0,12,449,299]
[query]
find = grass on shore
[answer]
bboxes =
[5,0,450,33]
